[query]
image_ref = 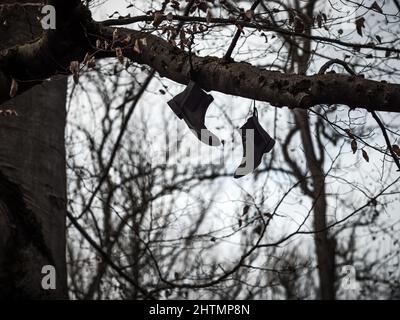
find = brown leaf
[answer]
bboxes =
[133,38,147,54]
[9,78,18,98]
[244,10,254,20]
[122,35,132,45]
[253,225,263,236]
[82,53,90,65]
[316,14,322,28]
[370,1,383,14]
[355,17,365,37]
[264,212,273,219]
[115,47,124,64]
[351,139,358,154]
[69,61,80,84]
[112,28,118,42]
[345,128,355,139]
[206,10,213,23]
[180,29,186,42]
[197,2,208,13]
[392,145,400,157]
[362,149,369,162]
[242,205,250,216]
[87,57,96,69]
[153,11,164,28]
[170,0,180,10]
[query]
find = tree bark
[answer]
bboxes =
[0,7,399,113]
[0,0,68,299]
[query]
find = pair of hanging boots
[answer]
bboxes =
[167,81,275,178]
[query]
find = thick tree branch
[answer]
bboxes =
[1,11,400,113]
[92,24,400,113]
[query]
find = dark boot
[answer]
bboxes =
[234,108,275,178]
[168,81,221,146]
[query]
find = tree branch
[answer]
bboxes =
[1,11,400,114]
[370,111,400,171]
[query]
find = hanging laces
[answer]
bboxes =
[253,100,258,118]
[188,34,196,81]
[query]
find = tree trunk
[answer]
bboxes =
[0,1,68,299]
[294,110,336,300]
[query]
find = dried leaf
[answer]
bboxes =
[392,145,400,157]
[264,212,273,219]
[198,2,208,13]
[316,14,322,28]
[153,11,164,28]
[112,28,118,42]
[133,40,141,53]
[244,10,254,20]
[180,29,186,42]
[253,225,263,236]
[9,78,18,98]
[345,128,355,139]
[87,57,96,69]
[122,35,131,45]
[362,149,370,162]
[170,0,180,10]
[83,53,90,65]
[242,205,250,216]
[206,10,213,23]
[355,17,365,37]
[351,139,358,154]
[370,1,383,14]
[115,47,124,64]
